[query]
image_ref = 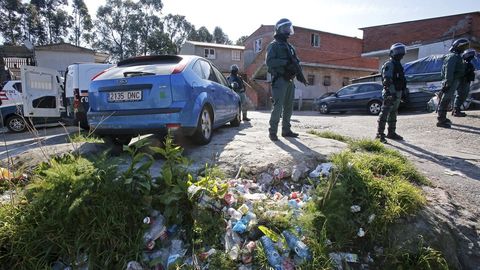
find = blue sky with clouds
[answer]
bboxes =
[87,0,479,42]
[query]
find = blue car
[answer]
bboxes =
[316,82,383,115]
[87,55,241,145]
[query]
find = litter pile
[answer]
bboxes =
[127,163,339,270]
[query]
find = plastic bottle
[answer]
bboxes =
[166,240,185,269]
[259,236,282,270]
[282,230,312,261]
[227,207,243,221]
[143,214,167,246]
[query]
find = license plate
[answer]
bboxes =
[108,90,142,102]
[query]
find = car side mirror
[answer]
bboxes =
[334,93,339,97]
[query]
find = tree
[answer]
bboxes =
[136,0,163,55]
[162,14,195,53]
[30,0,71,44]
[235,35,248,46]
[188,26,213,43]
[70,0,93,47]
[147,29,176,55]
[0,0,23,45]
[213,26,232,45]
[21,3,47,45]
[93,0,140,61]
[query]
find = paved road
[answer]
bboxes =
[250,109,480,215]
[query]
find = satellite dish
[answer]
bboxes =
[24,40,34,51]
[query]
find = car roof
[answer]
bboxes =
[117,55,203,67]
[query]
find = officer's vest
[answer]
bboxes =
[392,61,406,91]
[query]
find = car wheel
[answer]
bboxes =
[319,103,329,114]
[6,115,27,133]
[230,105,241,127]
[368,100,382,115]
[104,135,132,146]
[192,106,213,145]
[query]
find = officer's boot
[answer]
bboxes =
[452,107,467,117]
[375,120,387,143]
[386,122,403,140]
[242,112,251,121]
[437,108,452,128]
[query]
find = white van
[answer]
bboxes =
[0,63,112,132]
[65,63,113,129]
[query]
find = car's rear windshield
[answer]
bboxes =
[96,55,183,80]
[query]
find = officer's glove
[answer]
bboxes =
[383,94,396,106]
[440,81,449,93]
[231,82,239,90]
[401,88,409,103]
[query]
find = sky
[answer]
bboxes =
[86,0,479,42]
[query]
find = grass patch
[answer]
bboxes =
[308,130,351,143]
[0,153,145,269]
[68,132,103,143]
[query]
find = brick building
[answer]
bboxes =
[243,25,378,109]
[361,12,480,69]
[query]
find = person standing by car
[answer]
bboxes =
[227,64,250,121]
[437,38,469,127]
[452,48,476,117]
[266,18,307,141]
[375,43,407,143]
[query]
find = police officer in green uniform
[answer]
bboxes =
[375,43,407,143]
[437,38,469,127]
[227,64,250,121]
[452,48,476,117]
[266,18,307,141]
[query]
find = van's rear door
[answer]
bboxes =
[21,66,65,117]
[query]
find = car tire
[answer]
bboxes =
[6,115,27,133]
[230,105,241,127]
[104,135,132,146]
[192,106,213,145]
[319,103,330,114]
[368,100,382,115]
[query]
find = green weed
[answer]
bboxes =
[68,132,103,143]
[308,130,351,143]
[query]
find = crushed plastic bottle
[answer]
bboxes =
[282,230,312,261]
[143,214,168,246]
[166,240,185,269]
[225,229,242,260]
[227,207,243,221]
[260,236,282,270]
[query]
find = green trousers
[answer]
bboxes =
[269,77,295,135]
[377,90,402,134]
[238,91,248,114]
[453,80,470,110]
[437,79,461,121]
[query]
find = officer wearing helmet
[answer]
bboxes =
[227,64,250,121]
[453,48,476,117]
[375,43,407,143]
[437,38,469,127]
[265,18,307,141]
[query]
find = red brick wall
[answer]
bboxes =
[362,12,480,52]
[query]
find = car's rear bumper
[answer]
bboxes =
[87,108,197,136]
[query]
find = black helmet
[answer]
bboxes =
[449,38,469,53]
[230,64,239,73]
[462,48,476,62]
[389,43,406,57]
[275,18,294,36]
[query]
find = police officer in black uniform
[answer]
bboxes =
[437,38,469,127]
[227,64,250,121]
[375,43,407,143]
[452,48,476,117]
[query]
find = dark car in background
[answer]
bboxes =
[316,82,383,115]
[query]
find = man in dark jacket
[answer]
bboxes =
[265,18,307,141]
[227,64,250,121]
[452,48,476,117]
[375,43,407,143]
[437,38,469,127]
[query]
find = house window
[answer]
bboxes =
[342,77,350,86]
[323,75,331,86]
[254,38,262,53]
[307,74,315,85]
[311,34,320,47]
[204,48,216,59]
[232,50,241,61]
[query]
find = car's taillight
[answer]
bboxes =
[172,61,187,74]
[166,123,181,129]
